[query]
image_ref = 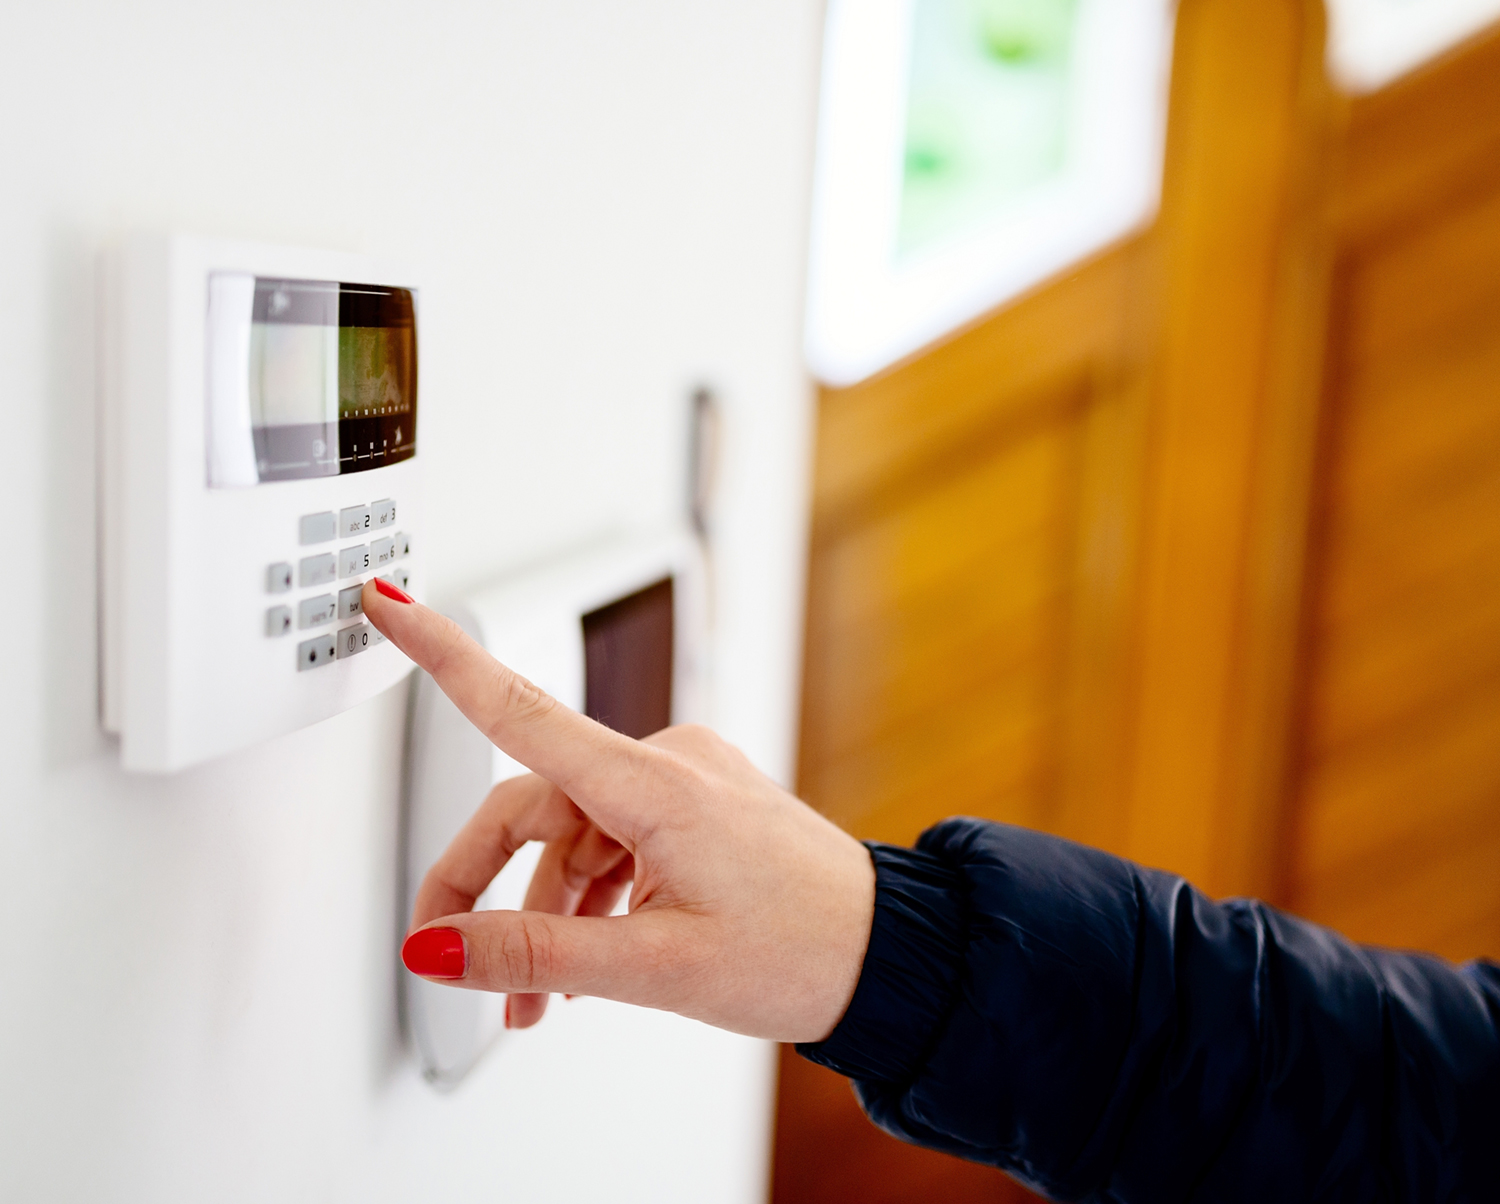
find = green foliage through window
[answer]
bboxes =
[900,0,1079,256]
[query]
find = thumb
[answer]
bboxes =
[401,909,675,1005]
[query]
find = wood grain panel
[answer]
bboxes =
[811,248,1139,530]
[1335,23,1500,245]
[803,391,1086,844]
[1289,162,1500,962]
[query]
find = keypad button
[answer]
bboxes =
[266,605,293,637]
[267,562,294,594]
[339,505,372,538]
[337,584,365,620]
[298,594,337,629]
[299,511,337,545]
[297,633,337,671]
[298,553,337,588]
[340,544,371,578]
[371,498,397,528]
[394,531,412,559]
[381,566,412,594]
[336,622,375,660]
[372,536,396,568]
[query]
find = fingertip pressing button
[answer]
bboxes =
[299,512,337,545]
[267,562,294,593]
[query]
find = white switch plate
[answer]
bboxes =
[403,530,708,1086]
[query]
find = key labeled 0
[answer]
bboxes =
[337,624,373,660]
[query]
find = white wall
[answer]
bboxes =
[0,2,821,1199]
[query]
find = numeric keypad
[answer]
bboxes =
[267,501,409,669]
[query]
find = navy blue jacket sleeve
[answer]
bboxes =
[797,818,1500,1203]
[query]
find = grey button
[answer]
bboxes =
[394,531,412,559]
[340,544,371,578]
[267,562,294,593]
[266,605,293,637]
[371,498,397,528]
[297,633,337,671]
[339,505,371,538]
[299,511,337,545]
[381,566,412,594]
[298,594,337,629]
[337,584,365,620]
[298,553,337,588]
[371,536,396,569]
[336,623,376,659]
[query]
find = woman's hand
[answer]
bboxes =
[362,578,876,1042]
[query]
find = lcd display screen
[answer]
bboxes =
[206,275,417,486]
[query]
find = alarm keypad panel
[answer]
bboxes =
[100,235,423,772]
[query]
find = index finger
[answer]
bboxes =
[363,578,657,816]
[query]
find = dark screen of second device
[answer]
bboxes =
[582,577,673,740]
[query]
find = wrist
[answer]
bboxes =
[796,841,966,1081]
[807,836,878,1042]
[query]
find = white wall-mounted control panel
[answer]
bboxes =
[404,531,708,1086]
[100,235,422,772]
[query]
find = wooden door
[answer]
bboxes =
[1285,31,1500,962]
[774,3,1500,1201]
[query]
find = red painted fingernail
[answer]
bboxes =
[504,997,512,1029]
[401,928,465,978]
[374,577,413,604]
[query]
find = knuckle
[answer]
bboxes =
[492,817,521,859]
[485,667,558,739]
[490,914,554,990]
[663,722,714,746]
[560,858,594,893]
[648,724,732,770]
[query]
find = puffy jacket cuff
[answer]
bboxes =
[796,841,966,1085]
